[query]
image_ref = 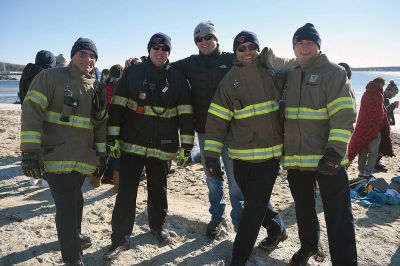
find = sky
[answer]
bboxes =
[1,0,399,70]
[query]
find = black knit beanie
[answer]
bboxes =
[147,33,172,53]
[70,37,98,59]
[35,50,56,69]
[233,30,260,53]
[292,23,321,49]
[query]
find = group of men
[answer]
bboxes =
[20,21,358,266]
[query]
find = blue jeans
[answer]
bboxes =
[198,133,244,227]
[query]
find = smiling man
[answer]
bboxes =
[20,37,107,265]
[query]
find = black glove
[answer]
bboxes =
[21,151,43,179]
[205,157,224,181]
[93,156,107,177]
[318,148,342,176]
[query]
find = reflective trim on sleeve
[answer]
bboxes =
[328,129,352,143]
[327,97,355,116]
[111,95,128,107]
[208,103,233,121]
[285,107,329,120]
[96,142,106,153]
[107,126,120,136]
[234,101,279,119]
[26,89,48,109]
[204,139,224,153]
[180,134,194,145]
[177,105,193,115]
[21,131,41,144]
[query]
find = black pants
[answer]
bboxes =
[288,168,357,265]
[46,171,86,263]
[111,154,169,245]
[231,159,281,263]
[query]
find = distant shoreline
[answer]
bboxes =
[352,67,400,71]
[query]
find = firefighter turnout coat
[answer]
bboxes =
[20,63,107,175]
[281,53,356,170]
[107,61,194,160]
[204,53,283,163]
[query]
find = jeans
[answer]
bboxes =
[198,133,244,227]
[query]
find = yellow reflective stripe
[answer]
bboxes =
[107,126,120,136]
[283,155,349,168]
[44,161,96,174]
[44,111,93,129]
[21,131,41,144]
[234,101,279,119]
[208,103,233,121]
[285,107,329,120]
[96,142,106,153]
[26,89,48,109]
[327,97,355,116]
[111,95,128,107]
[328,129,352,143]
[204,139,224,153]
[180,134,194,145]
[282,154,323,168]
[126,99,178,118]
[228,144,283,160]
[177,105,193,115]
[120,141,176,160]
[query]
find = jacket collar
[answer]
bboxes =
[69,63,96,86]
[298,52,329,71]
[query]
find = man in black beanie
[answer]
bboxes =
[103,32,194,261]
[20,37,107,265]
[282,23,357,265]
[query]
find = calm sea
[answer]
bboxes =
[1,71,399,104]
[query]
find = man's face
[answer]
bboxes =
[293,40,319,67]
[235,42,259,65]
[72,50,96,75]
[195,34,218,55]
[149,44,169,67]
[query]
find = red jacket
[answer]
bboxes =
[105,81,118,108]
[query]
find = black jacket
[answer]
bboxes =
[19,63,44,103]
[107,61,194,160]
[172,46,234,133]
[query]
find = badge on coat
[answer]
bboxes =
[308,74,319,84]
[233,80,240,88]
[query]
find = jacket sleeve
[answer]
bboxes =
[92,112,108,156]
[20,71,53,152]
[325,69,357,160]
[106,67,130,141]
[177,77,194,150]
[261,47,297,72]
[204,76,233,159]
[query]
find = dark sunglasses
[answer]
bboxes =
[152,44,169,52]
[78,50,96,59]
[236,43,258,53]
[195,34,213,43]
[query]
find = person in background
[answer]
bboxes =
[103,33,194,261]
[349,77,394,178]
[282,23,357,265]
[100,68,110,84]
[384,80,398,125]
[56,54,70,68]
[204,30,288,265]
[338,62,352,80]
[20,37,107,265]
[19,50,56,187]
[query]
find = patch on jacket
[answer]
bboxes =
[233,80,240,88]
[161,139,172,144]
[219,65,227,69]
[307,74,319,85]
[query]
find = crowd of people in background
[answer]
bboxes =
[18,21,398,266]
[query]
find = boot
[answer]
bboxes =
[90,175,101,188]
[113,171,120,192]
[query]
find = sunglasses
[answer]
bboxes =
[236,43,258,53]
[78,50,96,59]
[195,34,214,43]
[152,44,169,52]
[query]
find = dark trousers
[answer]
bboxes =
[231,159,282,263]
[288,168,357,265]
[46,171,86,263]
[111,154,168,245]
[104,157,119,179]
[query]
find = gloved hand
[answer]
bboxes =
[93,156,107,178]
[318,148,342,176]
[107,139,121,159]
[21,151,43,179]
[205,157,224,181]
[177,148,192,167]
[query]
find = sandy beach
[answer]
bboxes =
[0,103,399,266]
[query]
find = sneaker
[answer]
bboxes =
[289,248,318,266]
[103,241,130,261]
[259,229,288,251]
[79,234,92,249]
[374,163,387,172]
[150,228,171,244]
[206,220,223,239]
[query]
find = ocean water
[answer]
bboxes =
[1,71,399,104]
